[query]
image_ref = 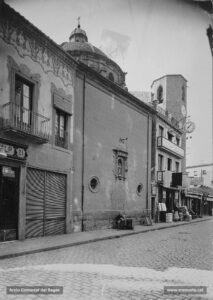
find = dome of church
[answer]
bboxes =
[61,19,127,88]
[62,40,107,57]
[69,26,88,42]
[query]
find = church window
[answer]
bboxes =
[136,183,143,196]
[157,85,163,103]
[182,85,185,102]
[89,176,100,192]
[113,149,128,181]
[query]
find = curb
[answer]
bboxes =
[0,217,212,260]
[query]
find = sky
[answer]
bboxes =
[4,0,213,167]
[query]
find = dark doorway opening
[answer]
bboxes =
[0,166,19,242]
[151,197,155,220]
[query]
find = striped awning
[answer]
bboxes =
[207,196,213,202]
[186,185,213,200]
[186,193,202,200]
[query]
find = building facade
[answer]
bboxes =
[186,163,213,187]
[150,75,188,221]
[61,25,155,231]
[0,2,155,241]
[0,2,76,241]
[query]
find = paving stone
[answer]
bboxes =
[0,220,213,299]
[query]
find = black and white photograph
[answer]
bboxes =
[0,0,213,299]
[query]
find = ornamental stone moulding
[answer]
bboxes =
[0,20,74,88]
[7,55,41,85]
[51,82,73,102]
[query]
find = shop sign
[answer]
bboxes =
[0,142,27,160]
[157,171,163,183]
[2,166,15,178]
[151,184,157,196]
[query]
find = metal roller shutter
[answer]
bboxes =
[45,171,66,235]
[26,168,66,238]
[26,168,45,238]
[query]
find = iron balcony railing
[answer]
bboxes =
[1,102,50,142]
[55,131,68,149]
[157,136,184,158]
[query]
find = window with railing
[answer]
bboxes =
[15,75,33,126]
[55,109,68,149]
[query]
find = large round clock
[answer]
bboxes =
[184,121,195,133]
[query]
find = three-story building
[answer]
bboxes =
[151,75,188,221]
[0,2,76,241]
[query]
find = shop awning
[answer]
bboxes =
[187,185,213,200]
[207,196,213,202]
[186,193,202,200]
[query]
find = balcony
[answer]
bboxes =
[0,102,50,144]
[157,136,184,158]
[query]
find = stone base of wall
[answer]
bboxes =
[72,211,82,233]
[82,210,147,231]
[0,229,17,242]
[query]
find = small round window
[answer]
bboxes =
[89,176,100,193]
[137,183,143,196]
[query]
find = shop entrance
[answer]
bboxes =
[0,166,19,242]
[26,168,66,238]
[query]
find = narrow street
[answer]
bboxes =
[0,220,213,300]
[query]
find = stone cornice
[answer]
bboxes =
[151,74,187,88]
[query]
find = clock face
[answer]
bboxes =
[181,105,186,117]
[184,121,195,133]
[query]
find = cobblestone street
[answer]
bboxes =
[0,220,213,300]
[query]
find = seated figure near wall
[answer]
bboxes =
[114,213,133,230]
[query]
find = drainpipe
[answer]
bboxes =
[207,21,213,187]
[151,101,158,220]
[81,74,86,231]
[146,114,150,210]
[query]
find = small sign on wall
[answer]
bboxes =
[157,171,163,183]
[2,166,15,178]
[0,141,27,160]
[151,184,157,196]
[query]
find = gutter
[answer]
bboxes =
[81,74,86,231]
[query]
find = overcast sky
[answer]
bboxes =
[5,0,213,167]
